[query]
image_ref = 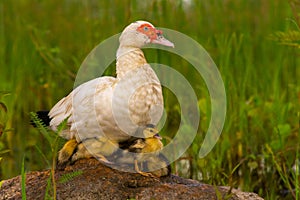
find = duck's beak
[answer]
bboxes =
[154,133,162,140]
[152,30,175,48]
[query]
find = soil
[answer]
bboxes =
[0,158,264,200]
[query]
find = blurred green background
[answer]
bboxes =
[0,0,299,199]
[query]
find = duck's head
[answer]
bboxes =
[119,20,174,49]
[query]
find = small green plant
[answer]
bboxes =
[30,112,82,200]
[266,144,299,200]
[58,170,83,184]
[30,112,59,199]
[0,92,11,186]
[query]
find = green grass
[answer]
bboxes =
[0,0,299,199]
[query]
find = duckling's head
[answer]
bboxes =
[143,124,162,140]
[134,124,161,139]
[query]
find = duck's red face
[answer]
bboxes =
[137,24,162,41]
[136,23,174,47]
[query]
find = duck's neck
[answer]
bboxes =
[116,46,147,79]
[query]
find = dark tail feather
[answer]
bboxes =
[30,110,51,127]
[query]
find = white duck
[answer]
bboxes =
[48,21,174,161]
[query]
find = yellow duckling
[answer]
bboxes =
[57,124,171,177]
[116,124,170,177]
[57,136,117,169]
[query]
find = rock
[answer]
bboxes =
[0,158,263,200]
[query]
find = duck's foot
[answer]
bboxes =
[134,160,157,178]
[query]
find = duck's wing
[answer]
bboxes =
[49,76,116,140]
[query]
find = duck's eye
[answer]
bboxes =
[143,26,149,31]
[156,30,162,36]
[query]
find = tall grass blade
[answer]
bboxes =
[21,156,26,200]
[44,176,52,200]
[34,145,51,167]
